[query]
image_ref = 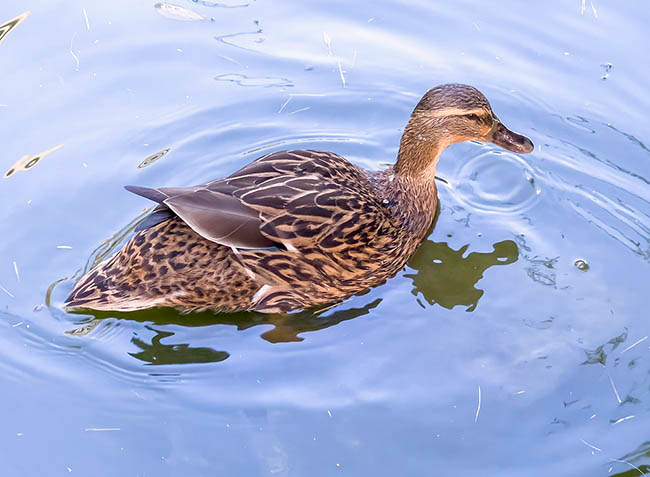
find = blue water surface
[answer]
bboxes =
[1,0,650,475]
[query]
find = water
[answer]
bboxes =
[1,0,649,475]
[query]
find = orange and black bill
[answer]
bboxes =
[486,119,534,154]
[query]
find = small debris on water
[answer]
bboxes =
[610,415,635,426]
[620,336,647,354]
[580,438,602,453]
[33,304,44,312]
[138,148,170,168]
[0,11,31,48]
[608,374,622,404]
[0,283,14,298]
[337,60,346,88]
[574,258,589,271]
[4,144,64,178]
[57,245,73,249]
[278,96,292,113]
[323,32,332,56]
[288,106,311,115]
[600,62,612,80]
[591,1,598,18]
[154,3,204,21]
[215,73,293,88]
[83,7,90,31]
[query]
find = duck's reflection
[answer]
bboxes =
[75,298,382,364]
[67,239,518,364]
[130,327,229,365]
[405,239,519,311]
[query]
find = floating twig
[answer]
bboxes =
[0,283,14,298]
[323,32,332,56]
[288,106,311,115]
[621,336,647,354]
[337,60,346,88]
[277,96,292,113]
[580,439,602,452]
[611,415,635,426]
[83,8,90,31]
[608,373,622,404]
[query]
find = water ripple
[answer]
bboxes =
[449,149,540,214]
[215,24,264,51]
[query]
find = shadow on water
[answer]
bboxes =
[64,238,518,365]
[405,239,519,311]
[130,327,230,365]
[68,297,383,365]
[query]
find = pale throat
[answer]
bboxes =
[395,138,445,180]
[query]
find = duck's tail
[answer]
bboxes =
[65,251,160,312]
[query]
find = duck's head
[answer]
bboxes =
[396,84,534,175]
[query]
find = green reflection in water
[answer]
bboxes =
[84,297,381,345]
[611,467,649,477]
[582,329,628,366]
[70,298,382,365]
[405,239,519,311]
[611,440,650,476]
[130,327,229,365]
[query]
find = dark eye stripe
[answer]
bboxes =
[466,114,481,121]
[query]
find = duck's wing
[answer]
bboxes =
[125,182,275,249]
[125,149,387,251]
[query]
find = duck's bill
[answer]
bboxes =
[487,120,534,154]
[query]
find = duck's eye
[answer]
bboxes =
[466,114,480,121]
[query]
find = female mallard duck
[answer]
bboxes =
[66,84,533,314]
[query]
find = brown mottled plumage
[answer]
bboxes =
[66,84,533,314]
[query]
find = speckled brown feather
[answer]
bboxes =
[65,84,533,314]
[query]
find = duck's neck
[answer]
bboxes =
[394,112,447,177]
[374,113,449,237]
[376,164,439,239]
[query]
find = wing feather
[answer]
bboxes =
[163,189,275,249]
[124,150,389,252]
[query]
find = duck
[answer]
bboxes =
[65,84,533,314]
